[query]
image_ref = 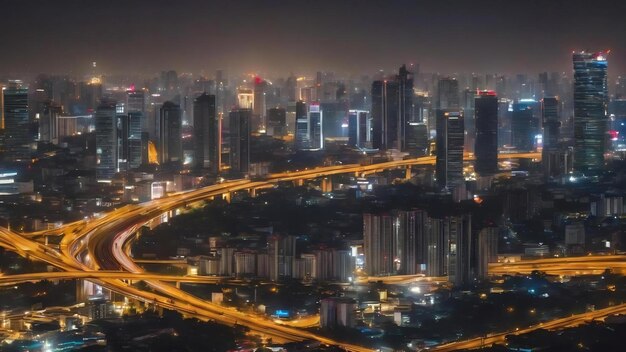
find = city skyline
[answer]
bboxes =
[1,0,626,77]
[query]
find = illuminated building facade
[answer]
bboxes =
[436,109,464,189]
[193,93,220,173]
[573,51,609,174]
[474,90,499,176]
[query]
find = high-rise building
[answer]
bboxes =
[308,102,323,149]
[436,109,464,189]
[436,78,460,110]
[474,90,499,176]
[370,65,414,151]
[363,210,427,276]
[405,122,429,157]
[193,93,220,173]
[229,108,250,175]
[126,89,146,115]
[40,101,62,144]
[573,51,609,174]
[320,297,356,329]
[121,111,145,169]
[477,227,499,280]
[268,235,296,281]
[511,99,539,151]
[542,97,563,177]
[427,215,472,285]
[3,83,31,161]
[267,107,286,137]
[295,100,309,150]
[158,102,182,165]
[253,77,267,131]
[347,110,370,148]
[95,100,118,180]
[363,213,394,276]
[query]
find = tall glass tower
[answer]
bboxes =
[573,51,609,174]
[3,83,30,161]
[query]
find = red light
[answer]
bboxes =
[254,76,263,85]
[609,130,619,141]
[129,84,135,91]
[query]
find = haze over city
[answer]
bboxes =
[2,1,626,352]
[1,0,626,76]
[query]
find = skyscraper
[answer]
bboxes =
[267,107,286,137]
[308,102,323,150]
[542,97,563,177]
[370,65,414,151]
[253,77,267,132]
[229,108,250,175]
[3,83,30,161]
[436,109,465,189]
[193,93,220,173]
[158,102,182,165]
[95,100,118,180]
[573,51,609,174]
[436,78,460,110]
[121,111,144,169]
[40,101,62,144]
[474,90,499,176]
[295,100,309,150]
[511,99,539,151]
[347,110,370,148]
[363,213,395,276]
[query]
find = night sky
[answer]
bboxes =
[2,0,625,77]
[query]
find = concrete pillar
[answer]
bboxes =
[222,192,231,203]
[250,188,257,198]
[405,166,412,180]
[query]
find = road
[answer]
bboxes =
[0,152,573,351]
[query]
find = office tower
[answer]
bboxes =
[511,99,539,151]
[371,80,399,150]
[3,84,31,161]
[158,102,182,164]
[542,97,563,177]
[436,109,465,189]
[308,102,323,149]
[229,108,250,174]
[40,101,62,144]
[573,51,609,173]
[320,101,346,138]
[462,88,476,152]
[193,93,220,173]
[79,79,103,114]
[348,110,370,148]
[477,227,499,280]
[126,89,145,114]
[295,100,309,149]
[370,65,414,151]
[474,91,499,176]
[253,77,267,131]
[267,107,286,137]
[268,235,296,281]
[120,111,144,169]
[405,122,429,156]
[398,64,415,144]
[237,88,254,109]
[436,78,460,109]
[285,75,297,102]
[95,100,118,180]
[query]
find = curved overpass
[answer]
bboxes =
[1,152,545,351]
